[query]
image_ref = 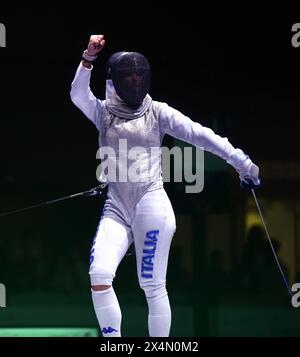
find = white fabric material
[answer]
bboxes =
[70,62,103,131]
[91,287,122,337]
[89,188,175,336]
[70,62,257,228]
[70,62,255,178]
[89,189,175,285]
[89,217,133,286]
[148,306,171,337]
[143,283,171,337]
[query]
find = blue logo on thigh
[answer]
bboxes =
[141,230,159,279]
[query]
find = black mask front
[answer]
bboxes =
[106,52,151,106]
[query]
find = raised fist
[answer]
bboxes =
[86,34,105,56]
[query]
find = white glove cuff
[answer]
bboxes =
[227,149,252,174]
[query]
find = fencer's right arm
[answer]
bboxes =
[70,34,106,130]
[70,63,104,130]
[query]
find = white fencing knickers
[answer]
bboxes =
[89,187,176,289]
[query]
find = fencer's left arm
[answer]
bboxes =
[158,103,260,185]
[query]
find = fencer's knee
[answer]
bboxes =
[91,285,111,291]
[89,267,115,287]
[140,282,168,299]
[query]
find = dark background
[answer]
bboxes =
[0,1,300,336]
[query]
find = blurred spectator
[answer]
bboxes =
[232,225,266,293]
[260,238,290,294]
[232,225,290,297]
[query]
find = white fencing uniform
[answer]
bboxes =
[70,62,256,336]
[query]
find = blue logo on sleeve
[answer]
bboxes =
[102,327,118,334]
[141,230,159,279]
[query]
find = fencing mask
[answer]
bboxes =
[106,52,151,106]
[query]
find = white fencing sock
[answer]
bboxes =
[144,285,171,337]
[91,287,122,337]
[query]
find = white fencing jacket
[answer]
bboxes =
[70,62,254,226]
